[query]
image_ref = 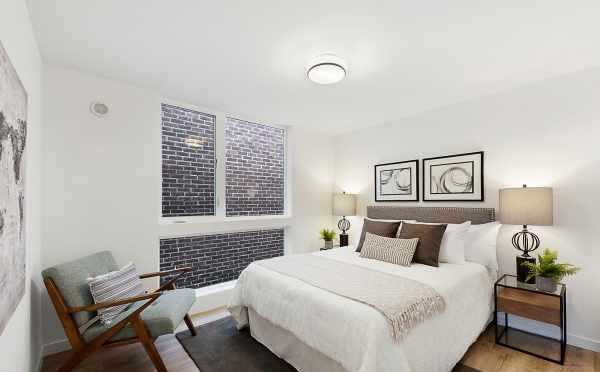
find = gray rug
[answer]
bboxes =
[176,316,480,372]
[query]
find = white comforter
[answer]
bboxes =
[229,246,494,372]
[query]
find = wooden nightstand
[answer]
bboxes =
[494,274,566,364]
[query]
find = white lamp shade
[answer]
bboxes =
[499,187,553,226]
[333,193,356,216]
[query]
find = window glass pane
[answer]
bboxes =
[160,229,284,288]
[225,117,285,216]
[161,103,215,217]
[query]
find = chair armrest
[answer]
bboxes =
[68,292,162,314]
[139,267,192,279]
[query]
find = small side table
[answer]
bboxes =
[494,274,566,364]
[320,244,340,251]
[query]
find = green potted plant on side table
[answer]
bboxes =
[522,249,580,292]
[319,228,337,250]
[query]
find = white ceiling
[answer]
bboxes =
[26,0,600,133]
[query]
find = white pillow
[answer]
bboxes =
[464,222,501,271]
[410,221,471,264]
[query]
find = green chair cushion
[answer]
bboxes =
[82,288,196,343]
[42,251,119,327]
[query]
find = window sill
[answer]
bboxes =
[159,214,292,225]
[158,215,292,238]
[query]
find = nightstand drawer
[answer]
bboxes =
[497,287,561,326]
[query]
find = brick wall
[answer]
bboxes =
[161,103,216,217]
[159,229,284,288]
[225,117,285,216]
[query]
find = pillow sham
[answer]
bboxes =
[464,221,501,271]
[354,218,417,239]
[398,222,447,267]
[355,219,402,252]
[87,262,145,325]
[359,232,419,266]
[411,221,471,264]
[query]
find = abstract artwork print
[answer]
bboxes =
[0,40,27,335]
[422,152,483,201]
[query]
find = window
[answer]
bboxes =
[161,104,286,219]
[160,229,284,288]
[225,117,285,217]
[161,104,216,217]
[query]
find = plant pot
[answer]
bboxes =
[536,276,558,292]
[324,240,333,249]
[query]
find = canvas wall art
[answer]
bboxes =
[422,152,483,201]
[374,160,419,201]
[0,41,28,336]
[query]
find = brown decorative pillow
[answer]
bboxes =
[398,222,447,267]
[355,219,402,252]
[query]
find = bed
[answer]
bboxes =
[229,207,497,372]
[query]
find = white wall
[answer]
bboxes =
[0,0,44,371]
[41,65,334,349]
[334,67,600,351]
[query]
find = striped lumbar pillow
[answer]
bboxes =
[87,262,145,325]
[359,232,419,267]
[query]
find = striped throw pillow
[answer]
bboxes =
[359,232,419,266]
[87,262,145,325]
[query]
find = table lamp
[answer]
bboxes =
[499,185,553,283]
[333,192,356,247]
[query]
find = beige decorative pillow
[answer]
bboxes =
[359,233,419,266]
[87,262,145,325]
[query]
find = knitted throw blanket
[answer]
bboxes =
[256,254,446,341]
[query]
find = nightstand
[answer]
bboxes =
[494,274,566,364]
[320,244,340,251]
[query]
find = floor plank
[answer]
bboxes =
[42,309,599,372]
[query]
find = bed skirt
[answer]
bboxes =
[248,307,349,372]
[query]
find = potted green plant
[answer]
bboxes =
[319,228,336,249]
[522,249,580,292]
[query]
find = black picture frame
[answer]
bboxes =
[422,151,484,202]
[374,160,419,202]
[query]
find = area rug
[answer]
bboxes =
[176,316,480,372]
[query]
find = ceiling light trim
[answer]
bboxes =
[307,54,348,85]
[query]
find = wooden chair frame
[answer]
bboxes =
[44,267,197,372]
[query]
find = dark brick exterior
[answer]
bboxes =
[161,103,215,217]
[159,229,284,288]
[225,117,285,216]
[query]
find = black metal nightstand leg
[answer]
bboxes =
[494,284,498,341]
[560,289,567,364]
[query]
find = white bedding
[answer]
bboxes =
[229,246,494,372]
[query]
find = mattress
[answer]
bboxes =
[229,246,494,372]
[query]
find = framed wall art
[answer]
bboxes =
[422,151,483,201]
[374,160,419,202]
[0,40,28,336]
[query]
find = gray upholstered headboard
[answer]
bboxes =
[367,206,495,225]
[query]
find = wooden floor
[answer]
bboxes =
[42,309,600,372]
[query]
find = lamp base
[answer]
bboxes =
[516,256,536,284]
[339,233,348,247]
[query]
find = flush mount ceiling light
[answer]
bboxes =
[89,101,109,117]
[307,54,347,85]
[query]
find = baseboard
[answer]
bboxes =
[499,314,600,352]
[35,352,44,372]
[190,280,236,314]
[41,337,71,356]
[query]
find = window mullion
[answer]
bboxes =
[215,113,226,218]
